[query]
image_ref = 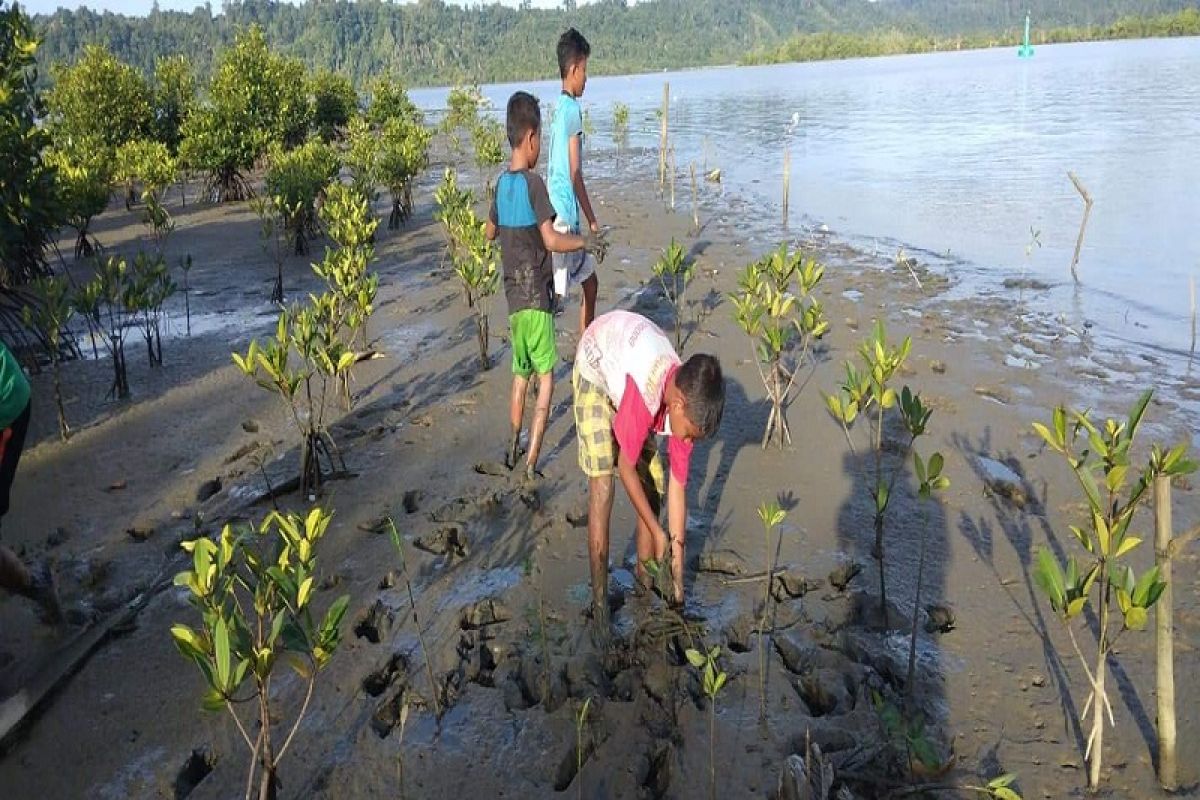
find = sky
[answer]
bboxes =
[21,0,581,15]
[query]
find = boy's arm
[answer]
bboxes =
[617,451,669,545]
[568,134,599,233]
[538,219,584,253]
[666,471,686,591]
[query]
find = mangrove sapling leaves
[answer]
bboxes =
[653,238,693,351]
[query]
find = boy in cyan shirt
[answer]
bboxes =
[486,92,585,480]
[547,27,601,337]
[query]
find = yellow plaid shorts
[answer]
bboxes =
[572,363,666,502]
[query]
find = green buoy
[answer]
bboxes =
[1018,11,1034,58]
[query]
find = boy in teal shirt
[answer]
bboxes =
[486,92,585,480]
[547,27,601,337]
[0,341,60,623]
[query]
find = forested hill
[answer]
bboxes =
[32,0,1200,88]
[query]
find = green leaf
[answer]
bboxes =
[214,617,231,691]
[993,788,1022,800]
[1127,389,1153,438]
[987,773,1017,789]
[1033,549,1065,611]
[685,649,706,669]
[1066,597,1086,619]
[928,452,944,478]
[201,686,226,712]
[1113,536,1142,559]
[320,593,351,640]
[1132,565,1161,607]
[1124,606,1148,631]
[170,623,207,659]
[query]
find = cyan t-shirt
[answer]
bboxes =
[547,91,583,232]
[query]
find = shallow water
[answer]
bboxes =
[413,37,1200,374]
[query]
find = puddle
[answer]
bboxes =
[841,289,863,302]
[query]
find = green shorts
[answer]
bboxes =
[509,309,556,377]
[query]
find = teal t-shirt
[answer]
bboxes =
[547,91,584,232]
[0,341,30,429]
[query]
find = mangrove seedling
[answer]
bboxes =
[264,140,340,256]
[45,146,109,259]
[611,101,629,160]
[731,243,829,448]
[441,204,500,370]
[22,275,75,440]
[386,519,441,719]
[685,644,728,800]
[575,696,592,800]
[652,238,693,352]
[75,255,132,399]
[170,508,351,800]
[250,195,294,304]
[433,167,475,270]
[343,117,381,206]
[378,115,432,229]
[905,451,949,707]
[1031,390,1196,791]
[825,321,930,628]
[124,250,176,367]
[755,500,787,722]
[471,119,505,202]
[313,183,379,353]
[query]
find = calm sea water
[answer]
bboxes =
[412,38,1200,367]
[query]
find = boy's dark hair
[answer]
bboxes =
[557,27,591,79]
[505,91,541,148]
[676,354,725,438]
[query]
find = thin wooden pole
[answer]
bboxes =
[1068,171,1093,283]
[689,162,700,233]
[782,148,791,227]
[1154,475,1177,790]
[658,83,670,192]
[669,145,676,210]
[1189,275,1196,356]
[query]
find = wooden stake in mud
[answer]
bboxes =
[659,83,670,192]
[1189,275,1196,356]
[689,162,700,233]
[1068,171,1093,283]
[669,145,677,211]
[1154,475,1177,791]
[782,148,791,228]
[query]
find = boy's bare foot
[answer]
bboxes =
[504,437,525,471]
[587,602,612,649]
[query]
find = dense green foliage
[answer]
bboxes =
[0,2,58,284]
[746,8,1200,65]
[151,54,195,155]
[44,43,151,161]
[32,0,1199,90]
[309,69,357,141]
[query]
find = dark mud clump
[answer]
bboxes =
[414,526,470,559]
[402,490,423,514]
[353,599,395,644]
[459,598,511,630]
[363,652,408,697]
[173,746,217,799]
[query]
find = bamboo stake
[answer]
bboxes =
[1189,275,1196,356]
[658,83,670,192]
[669,145,676,210]
[1068,171,1093,283]
[1154,475,1177,790]
[782,148,791,228]
[689,162,700,233]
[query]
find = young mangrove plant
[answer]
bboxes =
[905,451,949,707]
[250,195,294,304]
[611,101,629,160]
[652,238,693,352]
[75,255,131,399]
[755,500,786,722]
[441,84,483,164]
[825,321,931,628]
[685,644,728,800]
[22,275,75,440]
[124,250,176,367]
[378,115,432,230]
[450,211,500,370]
[170,508,351,800]
[1031,390,1196,792]
[45,146,109,259]
[575,696,592,800]
[433,168,474,270]
[386,519,441,720]
[312,183,379,352]
[731,243,829,448]
[264,140,340,256]
[343,117,381,206]
[471,118,505,202]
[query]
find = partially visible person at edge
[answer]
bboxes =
[572,310,724,639]
[486,91,586,480]
[547,26,602,337]
[0,341,61,623]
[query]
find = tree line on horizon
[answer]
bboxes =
[27,0,1200,90]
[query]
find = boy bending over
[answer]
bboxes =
[573,310,724,629]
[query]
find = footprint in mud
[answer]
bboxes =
[429,491,503,524]
[414,526,470,559]
[553,706,608,792]
[402,490,424,514]
[353,599,394,644]
[473,461,510,477]
[371,685,409,739]
[363,652,408,697]
[173,746,217,799]
[639,741,673,799]
[459,598,511,630]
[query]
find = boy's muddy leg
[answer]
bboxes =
[507,375,530,469]
[580,273,598,337]
[587,475,615,635]
[524,373,553,479]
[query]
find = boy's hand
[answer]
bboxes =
[586,225,609,264]
[589,219,601,235]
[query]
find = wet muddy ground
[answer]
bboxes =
[1,154,1198,799]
